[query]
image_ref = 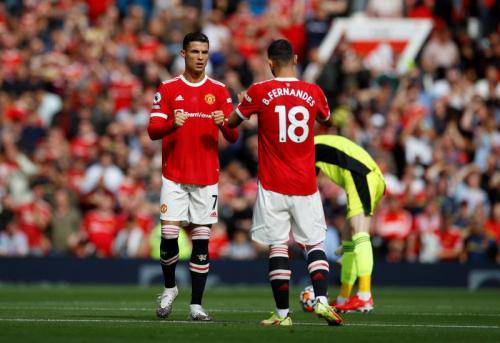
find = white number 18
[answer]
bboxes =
[275,105,310,143]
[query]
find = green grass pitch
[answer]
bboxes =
[0,285,498,342]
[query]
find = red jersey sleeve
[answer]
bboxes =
[219,85,234,117]
[236,84,261,120]
[218,86,239,143]
[147,82,175,140]
[315,85,330,122]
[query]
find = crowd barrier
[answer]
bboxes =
[1,258,499,290]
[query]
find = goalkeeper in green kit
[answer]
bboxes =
[315,135,386,313]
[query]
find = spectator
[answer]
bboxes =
[81,193,120,257]
[438,216,463,262]
[454,165,490,216]
[16,180,52,256]
[113,216,147,258]
[50,189,81,255]
[408,200,442,263]
[461,217,496,264]
[375,195,413,262]
[475,65,499,101]
[80,152,125,195]
[222,228,257,260]
[0,215,29,257]
[421,25,459,72]
[453,201,471,229]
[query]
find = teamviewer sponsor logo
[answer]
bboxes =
[185,112,212,119]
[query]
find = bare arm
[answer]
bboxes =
[213,110,239,142]
[227,110,244,129]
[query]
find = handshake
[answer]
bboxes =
[174,110,226,127]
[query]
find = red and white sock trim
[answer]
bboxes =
[161,225,180,239]
[191,226,211,240]
[306,242,325,255]
[269,269,291,281]
[308,260,329,273]
[160,253,179,266]
[189,262,210,274]
[269,244,288,258]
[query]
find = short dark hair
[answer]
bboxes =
[267,39,293,66]
[183,32,209,50]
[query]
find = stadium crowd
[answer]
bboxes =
[0,0,498,265]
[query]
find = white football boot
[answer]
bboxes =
[188,304,212,321]
[156,286,178,319]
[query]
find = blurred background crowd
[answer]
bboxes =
[0,0,498,265]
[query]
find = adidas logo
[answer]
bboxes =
[175,95,184,101]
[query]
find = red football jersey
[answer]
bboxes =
[17,202,51,248]
[236,77,330,195]
[82,210,120,257]
[148,75,237,185]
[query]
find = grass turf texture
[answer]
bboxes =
[0,285,498,342]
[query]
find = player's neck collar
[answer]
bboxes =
[180,74,208,87]
[274,77,299,82]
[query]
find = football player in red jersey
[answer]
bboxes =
[227,39,342,326]
[147,32,238,321]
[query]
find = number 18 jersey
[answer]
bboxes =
[236,77,330,196]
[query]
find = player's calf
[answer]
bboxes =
[189,226,211,306]
[306,243,330,305]
[269,244,291,318]
[157,224,180,319]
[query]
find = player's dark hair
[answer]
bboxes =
[267,39,294,67]
[183,32,210,50]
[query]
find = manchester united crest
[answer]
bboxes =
[205,93,216,105]
[160,204,168,214]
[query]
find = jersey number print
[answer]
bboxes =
[275,105,310,143]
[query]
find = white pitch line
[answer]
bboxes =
[1,306,499,317]
[0,306,268,314]
[0,318,498,330]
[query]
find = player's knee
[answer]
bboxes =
[305,242,325,254]
[190,227,210,266]
[349,214,372,234]
[306,243,329,274]
[161,224,180,239]
[191,226,211,241]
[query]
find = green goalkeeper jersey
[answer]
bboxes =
[314,135,382,188]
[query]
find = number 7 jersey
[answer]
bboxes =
[236,77,330,196]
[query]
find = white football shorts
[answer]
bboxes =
[251,183,327,246]
[160,177,218,225]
